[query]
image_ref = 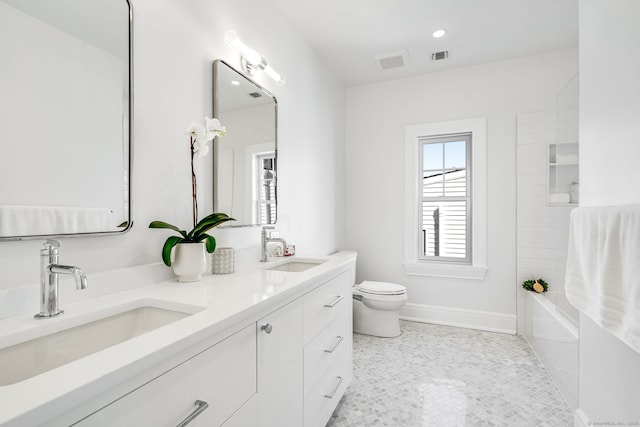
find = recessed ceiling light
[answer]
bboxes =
[432,29,447,39]
[230,80,240,86]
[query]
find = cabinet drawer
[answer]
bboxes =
[74,324,257,427]
[303,312,350,398]
[303,348,350,427]
[303,271,351,343]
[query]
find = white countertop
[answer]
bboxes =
[0,251,357,426]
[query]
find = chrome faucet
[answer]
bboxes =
[35,239,88,318]
[260,226,287,262]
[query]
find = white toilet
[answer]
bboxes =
[352,281,407,338]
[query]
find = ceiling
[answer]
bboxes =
[273,0,578,87]
[3,0,128,58]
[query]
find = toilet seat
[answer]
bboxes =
[357,281,406,296]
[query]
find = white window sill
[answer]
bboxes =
[403,262,488,280]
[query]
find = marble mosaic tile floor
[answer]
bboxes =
[327,321,573,427]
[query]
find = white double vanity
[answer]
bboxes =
[0,1,355,425]
[0,251,357,427]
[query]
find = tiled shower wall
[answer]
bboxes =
[516,110,578,332]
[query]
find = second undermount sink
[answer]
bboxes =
[0,302,202,386]
[266,258,326,272]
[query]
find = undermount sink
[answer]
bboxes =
[0,303,201,386]
[266,258,326,272]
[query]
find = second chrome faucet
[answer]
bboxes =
[260,226,287,262]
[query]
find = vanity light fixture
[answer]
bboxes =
[432,29,447,38]
[224,30,286,85]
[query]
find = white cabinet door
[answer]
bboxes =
[257,299,304,427]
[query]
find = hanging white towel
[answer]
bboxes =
[565,205,640,354]
[0,206,113,236]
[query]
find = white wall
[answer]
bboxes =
[0,0,346,299]
[576,0,640,423]
[579,0,640,208]
[345,50,578,331]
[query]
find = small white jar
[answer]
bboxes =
[211,247,235,274]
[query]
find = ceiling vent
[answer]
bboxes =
[248,92,262,98]
[375,50,409,70]
[431,51,449,61]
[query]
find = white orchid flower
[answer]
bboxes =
[195,141,210,157]
[186,122,206,144]
[205,117,227,140]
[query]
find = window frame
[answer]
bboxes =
[404,117,487,280]
[418,133,472,264]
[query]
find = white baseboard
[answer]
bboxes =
[573,408,589,427]
[400,302,517,334]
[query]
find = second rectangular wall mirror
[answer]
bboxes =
[213,60,277,226]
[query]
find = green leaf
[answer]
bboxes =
[149,221,188,239]
[188,213,235,240]
[203,234,216,253]
[161,235,183,266]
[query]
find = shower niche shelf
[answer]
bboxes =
[547,142,579,206]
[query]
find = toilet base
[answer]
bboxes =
[353,299,402,338]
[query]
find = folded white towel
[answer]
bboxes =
[565,205,640,354]
[0,205,113,236]
[556,153,578,164]
[549,193,571,204]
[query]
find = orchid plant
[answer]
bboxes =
[149,117,235,266]
[187,117,227,226]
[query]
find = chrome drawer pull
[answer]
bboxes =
[324,376,343,399]
[176,400,209,427]
[324,335,344,353]
[324,295,344,308]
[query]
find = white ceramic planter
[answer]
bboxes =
[172,242,207,282]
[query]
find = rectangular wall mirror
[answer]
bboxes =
[0,0,132,240]
[213,60,277,227]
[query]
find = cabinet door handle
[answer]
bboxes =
[324,295,344,308]
[323,376,343,399]
[176,400,209,427]
[324,335,344,353]
[261,323,273,334]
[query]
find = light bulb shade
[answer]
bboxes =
[225,30,285,85]
[263,65,285,85]
[224,30,263,65]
